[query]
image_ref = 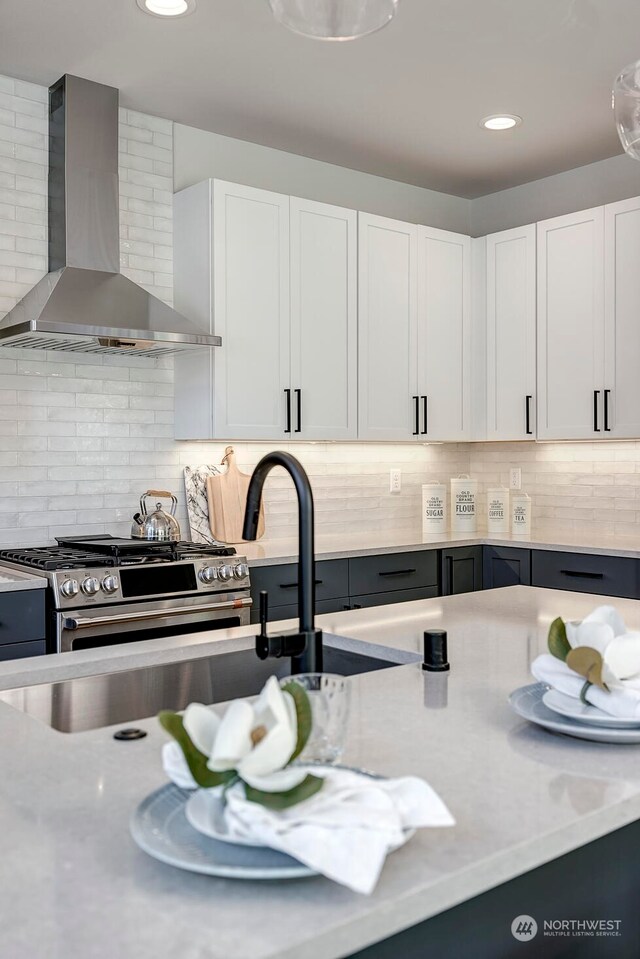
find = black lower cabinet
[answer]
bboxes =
[531,550,639,600]
[347,819,640,959]
[250,559,349,624]
[0,590,46,662]
[483,547,531,589]
[348,586,439,610]
[441,546,483,595]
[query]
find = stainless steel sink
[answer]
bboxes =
[0,644,399,734]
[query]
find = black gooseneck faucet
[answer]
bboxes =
[242,451,323,673]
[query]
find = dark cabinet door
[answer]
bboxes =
[249,559,349,623]
[531,550,639,599]
[348,586,439,609]
[441,546,483,595]
[483,547,531,589]
[349,551,438,597]
[0,591,46,646]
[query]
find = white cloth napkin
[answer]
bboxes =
[532,653,640,719]
[223,766,453,895]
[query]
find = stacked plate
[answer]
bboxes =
[509,683,640,744]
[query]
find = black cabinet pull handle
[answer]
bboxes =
[593,390,600,432]
[525,395,532,435]
[379,568,417,577]
[604,389,611,432]
[421,395,428,435]
[560,569,604,580]
[279,579,323,589]
[284,389,291,433]
[412,395,419,435]
[294,388,302,433]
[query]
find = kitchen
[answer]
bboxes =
[3,0,640,956]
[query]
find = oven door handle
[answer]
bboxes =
[63,598,253,630]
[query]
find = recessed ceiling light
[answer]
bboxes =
[136,0,196,18]
[480,114,522,131]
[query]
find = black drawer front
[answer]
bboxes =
[250,560,348,612]
[0,591,46,646]
[0,640,46,662]
[349,551,438,597]
[531,550,638,599]
[250,596,350,625]
[349,586,438,609]
[483,547,531,589]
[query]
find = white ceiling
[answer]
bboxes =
[2,0,640,197]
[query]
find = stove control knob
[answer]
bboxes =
[233,563,249,580]
[198,566,219,585]
[218,564,233,582]
[60,579,79,598]
[81,577,100,597]
[101,575,120,594]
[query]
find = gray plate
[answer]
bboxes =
[130,784,317,879]
[509,683,640,745]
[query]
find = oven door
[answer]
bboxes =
[55,592,252,653]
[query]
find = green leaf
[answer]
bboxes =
[158,710,236,789]
[243,773,324,810]
[548,617,571,661]
[566,646,609,691]
[281,681,313,761]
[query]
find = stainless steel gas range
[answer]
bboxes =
[0,536,251,653]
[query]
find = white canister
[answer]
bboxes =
[512,492,531,535]
[422,483,447,535]
[450,475,478,533]
[487,487,510,534]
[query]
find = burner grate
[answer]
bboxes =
[0,547,117,571]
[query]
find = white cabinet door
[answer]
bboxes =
[417,227,471,441]
[358,213,419,441]
[213,180,291,440]
[486,224,536,440]
[290,198,357,440]
[537,207,605,440]
[604,197,640,438]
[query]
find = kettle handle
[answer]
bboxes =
[140,490,178,516]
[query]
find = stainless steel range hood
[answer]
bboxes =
[0,75,220,357]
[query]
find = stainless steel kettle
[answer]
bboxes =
[131,490,181,541]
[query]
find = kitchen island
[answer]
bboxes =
[0,586,639,958]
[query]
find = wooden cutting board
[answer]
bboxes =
[206,447,265,544]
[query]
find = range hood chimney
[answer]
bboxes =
[0,75,220,356]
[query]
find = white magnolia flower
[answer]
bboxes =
[565,605,640,689]
[175,676,305,793]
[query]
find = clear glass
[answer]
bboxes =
[267,0,399,41]
[613,60,640,160]
[281,673,351,763]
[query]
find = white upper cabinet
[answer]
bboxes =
[604,197,640,438]
[485,224,536,441]
[537,207,605,440]
[358,213,419,441]
[290,197,357,440]
[173,182,356,441]
[417,227,471,441]
[174,179,290,440]
[213,181,291,440]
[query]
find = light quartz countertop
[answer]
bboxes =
[236,527,640,565]
[0,564,47,592]
[1,586,640,959]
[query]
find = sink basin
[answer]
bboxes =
[0,643,401,734]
